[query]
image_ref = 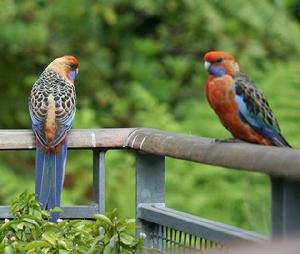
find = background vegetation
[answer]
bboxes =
[1,0,300,235]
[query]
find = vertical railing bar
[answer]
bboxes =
[135,152,165,251]
[164,226,167,252]
[160,224,164,251]
[161,226,167,251]
[168,227,170,253]
[178,230,182,253]
[171,228,173,252]
[93,149,106,214]
[174,229,177,252]
[170,228,173,253]
[175,230,177,253]
[156,224,160,251]
[271,176,300,237]
[271,176,283,237]
[193,235,197,249]
[157,223,163,251]
[200,237,203,251]
[170,227,173,250]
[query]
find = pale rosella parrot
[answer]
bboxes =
[29,56,79,221]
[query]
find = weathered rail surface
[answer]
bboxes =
[0,128,299,250]
[2,128,299,179]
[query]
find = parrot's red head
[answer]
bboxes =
[47,55,79,82]
[204,51,239,77]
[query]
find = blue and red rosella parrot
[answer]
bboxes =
[204,51,290,147]
[29,56,79,221]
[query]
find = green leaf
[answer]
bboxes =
[91,214,113,226]
[120,232,135,246]
[58,249,69,254]
[24,240,50,250]
[57,239,69,250]
[125,219,135,224]
[4,245,14,254]
[42,231,57,245]
[17,222,25,230]
[23,218,39,226]
[103,244,113,254]
[50,207,64,213]
[0,221,15,232]
[90,235,105,248]
[41,210,50,218]
[22,214,43,223]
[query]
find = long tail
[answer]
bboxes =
[271,133,292,148]
[35,143,67,222]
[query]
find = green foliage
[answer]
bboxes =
[0,192,143,253]
[0,0,300,236]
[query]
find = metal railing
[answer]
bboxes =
[0,128,300,253]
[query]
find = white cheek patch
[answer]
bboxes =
[234,62,240,72]
[204,61,211,71]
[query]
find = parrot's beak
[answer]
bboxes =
[204,61,211,72]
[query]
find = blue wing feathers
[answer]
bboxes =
[35,144,67,221]
[238,111,290,147]
[48,143,67,222]
[35,147,51,209]
[234,74,290,147]
[235,91,290,147]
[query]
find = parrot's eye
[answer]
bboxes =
[216,57,223,63]
[67,63,76,69]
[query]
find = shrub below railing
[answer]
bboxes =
[0,192,144,254]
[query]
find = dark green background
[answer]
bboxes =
[1,0,300,235]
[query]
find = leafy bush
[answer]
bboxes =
[0,192,144,253]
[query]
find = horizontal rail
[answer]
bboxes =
[0,128,135,150]
[137,204,268,244]
[210,238,300,254]
[0,205,99,219]
[126,128,300,179]
[1,128,300,178]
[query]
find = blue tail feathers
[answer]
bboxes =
[35,143,67,222]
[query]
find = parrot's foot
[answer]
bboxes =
[214,138,245,143]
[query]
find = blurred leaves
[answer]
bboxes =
[0,0,300,236]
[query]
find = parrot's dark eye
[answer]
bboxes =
[216,57,223,63]
[68,63,76,68]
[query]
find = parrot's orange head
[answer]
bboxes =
[204,51,239,77]
[47,55,79,82]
